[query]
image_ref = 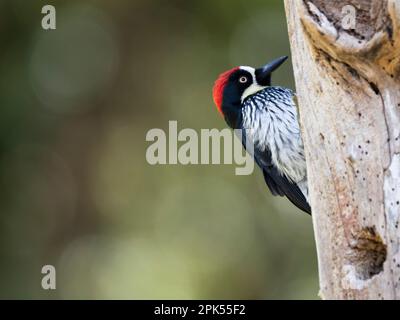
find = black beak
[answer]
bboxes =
[255,56,288,86]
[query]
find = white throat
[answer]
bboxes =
[239,66,267,102]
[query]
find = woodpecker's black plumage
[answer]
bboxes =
[213,56,311,214]
[241,127,310,214]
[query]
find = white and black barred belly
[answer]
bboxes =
[241,86,309,203]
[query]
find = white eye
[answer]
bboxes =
[239,76,248,83]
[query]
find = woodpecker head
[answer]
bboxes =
[212,56,288,128]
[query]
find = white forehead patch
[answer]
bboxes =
[239,66,256,78]
[239,66,267,102]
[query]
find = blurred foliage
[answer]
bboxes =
[0,0,318,299]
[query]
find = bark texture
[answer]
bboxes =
[284,0,400,299]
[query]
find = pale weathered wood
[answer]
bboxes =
[284,0,400,299]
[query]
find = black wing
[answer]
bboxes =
[241,132,311,215]
[261,161,311,215]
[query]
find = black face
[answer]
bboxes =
[220,56,288,129]
[221,69,253,128]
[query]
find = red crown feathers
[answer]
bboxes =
[212,67,239,115]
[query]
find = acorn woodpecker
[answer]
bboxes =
[212,56,311,214]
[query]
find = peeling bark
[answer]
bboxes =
[284,0,400,299]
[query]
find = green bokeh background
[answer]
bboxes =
[0,0,318,299]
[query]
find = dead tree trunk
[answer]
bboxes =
[284,0,400,299]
